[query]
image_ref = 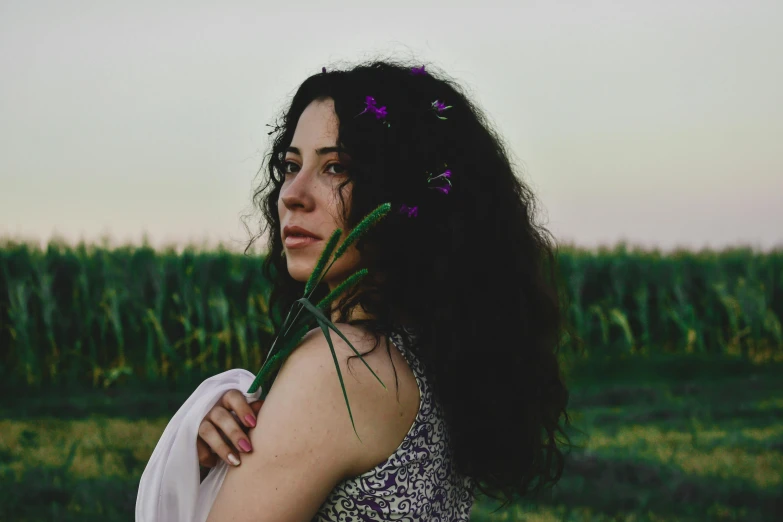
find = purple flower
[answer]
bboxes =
[357,96,389,124]
[431,99,453,120]
[423,165,453,196]
[411,65,427,75]
[322,67,327,73]
[399,204,418,217]
[428,169,451,182]
[358,96,377,115]
[357,97,374,115]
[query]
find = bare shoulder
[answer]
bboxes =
[270,323,421,476]
[208,326,422,521]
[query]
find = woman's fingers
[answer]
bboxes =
[250,400,264,416]
[194,390,265,470]
[207,406,254,456]
[220,389,262,429]
[198,420,241,467]
[196,437,218,468]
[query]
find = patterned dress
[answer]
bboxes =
[313,327,475,521]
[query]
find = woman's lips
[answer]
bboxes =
[284,236,321,249]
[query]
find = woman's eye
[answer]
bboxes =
[326,162,347,175]
[282,160,346,176]
[283,161,299,174]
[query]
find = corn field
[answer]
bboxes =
[0,239,278,391]
[1,239,781,390]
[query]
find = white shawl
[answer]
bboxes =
[135,369,262,522]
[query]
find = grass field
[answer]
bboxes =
[2,353,781,521]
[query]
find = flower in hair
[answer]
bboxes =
[356,96,391,127]
[430,169,452,180]
[427,165,453,194]
[399,204,419,217]
[431,99,452,120]
[374,105,388,119]
[398,164,452,218]
[358,96,386,119]
[411,65,427,76]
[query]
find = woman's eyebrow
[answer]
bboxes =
[286,146,345,156]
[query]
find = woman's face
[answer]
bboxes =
[278,98,360,292]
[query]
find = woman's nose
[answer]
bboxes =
[280,168,316,210]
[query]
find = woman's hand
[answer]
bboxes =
[197,390,264,468]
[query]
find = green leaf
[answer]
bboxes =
[316,317,361,441]
[247,320,313,394]
[259,304,298,369]
[315,269,369,310]
[296,297,387,390]
[304,228,342,296]
[332,203,391,261]
[247,265,370,395]
[256,352,283,399]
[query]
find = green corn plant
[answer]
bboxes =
[246,202,391,440]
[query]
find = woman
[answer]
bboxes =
[196,59,575,521]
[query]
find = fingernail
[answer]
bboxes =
[244,414,256,428]
[238,438,252,452]
[228,454,240,466]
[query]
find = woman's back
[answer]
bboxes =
[314,326,475,521]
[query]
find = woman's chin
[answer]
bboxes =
[286,263,315,283]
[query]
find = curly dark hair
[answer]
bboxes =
[242,58,580,508]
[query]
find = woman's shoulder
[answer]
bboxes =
[279,324,421,477]
[290,323,411,375]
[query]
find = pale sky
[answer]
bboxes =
[1,1,781,254]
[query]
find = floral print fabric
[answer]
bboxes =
[313,328,474,521]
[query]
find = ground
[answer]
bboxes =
[1,353,781,521]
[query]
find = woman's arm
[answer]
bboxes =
[205,327,393,522]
